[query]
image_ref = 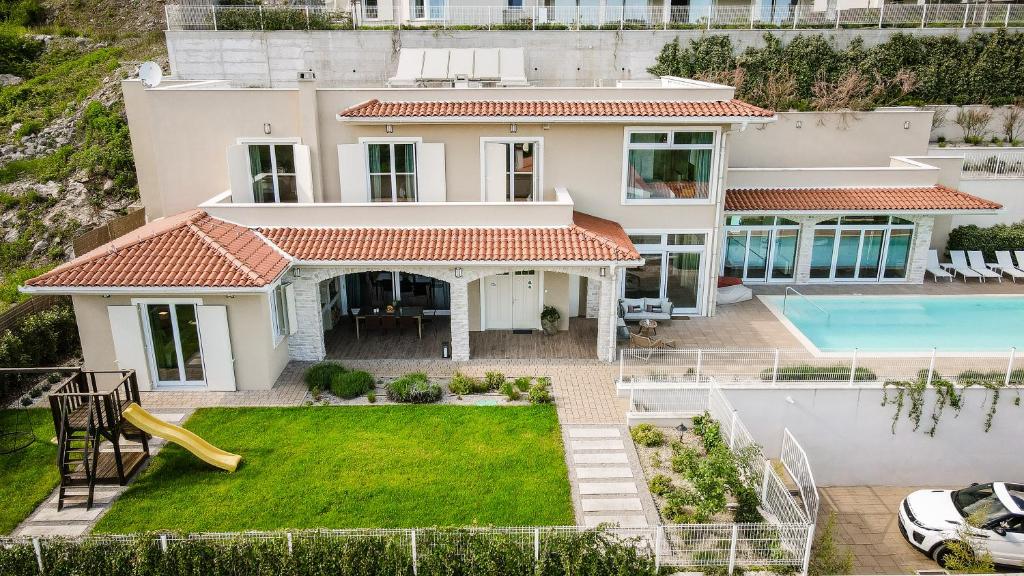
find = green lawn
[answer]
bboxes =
[0,409,59,534]
[95,405,572,533]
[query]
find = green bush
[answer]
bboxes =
[528,379,553,405]
[947,221,1024,261]
[448,371,483,395]
[387,372,442,403]
[0,540,37,575]
[0,26,44,77]
[0,303,79,400]
[499,380,521,401]
[648,474,674,496]
[513,376,532,392]
[630,424,665,447]
[329,370,375,399]
[484,371,506,390]
[304,361,346,394]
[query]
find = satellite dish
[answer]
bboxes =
[138,61,163,88]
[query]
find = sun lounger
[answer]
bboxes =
[967,251,1002,282]
[629,332,676,349]
[947,251,984,282]
[1016,251,1024,271]
[992,251,1024,283]
[926,250,954,282]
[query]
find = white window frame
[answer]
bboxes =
[359,137,423,203]
[269,283,291,347]
[620,127,721,206]
[721,216,802,283]
[621,229,711,315]
[130,298,206,389]
[807,216,916,284]
[237,137,302,204]
[479,137,544,202]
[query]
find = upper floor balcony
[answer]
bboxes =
[199,186,576,228]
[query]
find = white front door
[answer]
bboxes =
[483,271,541,330]
[512,271,540,330]
[142,303,207,388]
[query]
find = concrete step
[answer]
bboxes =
[583,515,649,528]
[573,452,628,465]
[575,467,633,479]
[568,428,621,438]
[581,497,643,512]
[571,439,625,451]
[579,482,638,495]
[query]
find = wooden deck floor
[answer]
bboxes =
[68,451,147,485]
[326,317,601,360]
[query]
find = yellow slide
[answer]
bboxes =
[122,403,241,472]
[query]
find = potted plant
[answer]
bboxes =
[540,306,560,335]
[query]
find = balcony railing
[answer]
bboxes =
[950,147,1024,180]
[166,3,1024,32]
[200,186,576,228]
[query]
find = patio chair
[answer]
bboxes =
[926,250,953,282]
[992,251,1024,283]
[629,332,676,349]
[967,251,1002,282]
[947,251,983,282]
[1016,251,1024,270]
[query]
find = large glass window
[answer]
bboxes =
[343,271,450,313]
[624,231,707,313]
[504,141,538,201]
[721,217,800,282]
[367,142,417,203]
[810,216,916,282]
[271,284,291,341]
[145,303,204,385]
[625,130,715,201]
[248,144,297,204]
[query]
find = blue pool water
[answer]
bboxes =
[764,295,1024,352]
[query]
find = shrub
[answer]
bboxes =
[808,512,853,576]
[304,361,346,394]
[28,386,41,398]
[762,364,877,382]
[387,372,442,403]
[329,370,375,399]
[513,376,532,392]
[499,380,521,401]
[367,390,376,403]
[947,221,1024,261]
[448,371,483,396]
[691,412,724,452]
[0,304,80,400]
[528,380,553,404]
[483,371,505,391]
[630,424,665,447]
[648,474,674,496]
[19,396,31,406]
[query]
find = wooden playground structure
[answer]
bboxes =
[46,369,151,510]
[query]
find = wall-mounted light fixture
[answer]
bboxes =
[794,120,803,129]
[454,268,463,278]
[904,121,911,130]
[385,124,394,134]
[102,294,111,299]
[263,123,272,135]
[542,123,551,130]
[600,267,607,277]
[510,123,518,134]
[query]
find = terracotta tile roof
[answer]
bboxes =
[26,211,290,289]
[339,99,774,119]
[724,185,1002,212]
[260,212,640,263]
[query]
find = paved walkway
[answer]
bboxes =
[562,425,659,529]
[13,410,190,537]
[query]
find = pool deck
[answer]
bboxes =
[651,281,1024,351]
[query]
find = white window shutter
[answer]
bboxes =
[284,284,298,335]
[107,305,152,391]
[416,143,446,203]
[484,142,508,202]
[196,305,236,392]
[293,144,314,203]
[338,144,368,203]
[227,144,254,203]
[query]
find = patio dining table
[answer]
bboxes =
[355,309,424,339]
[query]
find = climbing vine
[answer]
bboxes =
[883,369,1021,435]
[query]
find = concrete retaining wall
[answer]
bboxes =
[723,386,1024,486]
[166,28,997,87]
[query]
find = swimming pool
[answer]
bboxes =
[762,295,1024,353]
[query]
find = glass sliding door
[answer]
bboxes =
[809,230,836,279]
[810,216,917,282]
[883,228,913,279]
[834,230,861,279]
[771,229,798,280]
[858,229,885,279]
[624,253,664,300]
[625,232,707,314]
[745,230,770,280]
[667,252,701,310]
[721,217,800,282]
[145,303,204,387]
[722,231,747,278]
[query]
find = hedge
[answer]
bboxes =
[0,304,80,400]
[0,529,657,576]
[946,221,1024,261]
[648,30,1024,109]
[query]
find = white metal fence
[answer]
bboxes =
[165,2,1024,31]
[781,429,819,525]
[956,147,1024,179]
[0,523,813,574]
[619,347,1022,389]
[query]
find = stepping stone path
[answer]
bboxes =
[13,412,189,537]
[565,426,651,529]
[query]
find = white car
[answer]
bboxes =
[898,482,1024,568]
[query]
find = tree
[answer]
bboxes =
[1002,102,1024,143]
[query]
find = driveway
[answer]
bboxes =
[819,486,938,575]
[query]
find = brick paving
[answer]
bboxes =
[819,486,938,575]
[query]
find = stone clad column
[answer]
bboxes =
[794,216,819,284]
[449,278,471,361]
[286,276,326,361]
[595,269,618,363]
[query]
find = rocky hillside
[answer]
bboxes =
[0,0,165,310]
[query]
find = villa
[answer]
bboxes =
[18,56,1004,392]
